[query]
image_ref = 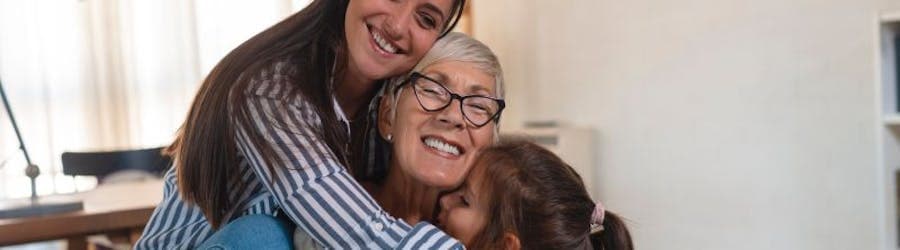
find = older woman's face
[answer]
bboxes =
[385,60,498,189]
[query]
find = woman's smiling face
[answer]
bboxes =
[344,0,455,82]
[381,60,499,189]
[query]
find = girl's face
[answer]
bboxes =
[384,60,498,189]
[435,163,489,245]
[345,0,455,82]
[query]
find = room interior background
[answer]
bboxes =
[0,0,312,198]
[471,0,900,249]
[3,0,900,249]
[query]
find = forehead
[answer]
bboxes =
[464,156,497,201]
[469,152,497,183]
[420,60,496,95]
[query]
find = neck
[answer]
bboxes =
[335,67,379,120]
[371,161,440,224]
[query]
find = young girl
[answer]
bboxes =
[437,139,634,250]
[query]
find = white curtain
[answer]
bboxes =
[0,0,309,199]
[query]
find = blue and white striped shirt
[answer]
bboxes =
[135,62,462,249]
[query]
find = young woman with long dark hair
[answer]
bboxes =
[136,0,466,248]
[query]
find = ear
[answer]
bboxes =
[377,94,395,141]
[503,232,521,250]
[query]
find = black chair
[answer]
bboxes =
[61,147,171,184]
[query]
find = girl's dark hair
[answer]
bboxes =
[468,139,634,250]
[169,0,466,229]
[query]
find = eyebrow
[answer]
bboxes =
[427,71,494,96]
[467,84,491,96]
[429,71,450,83]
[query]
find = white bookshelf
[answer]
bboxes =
[876,10,900,249]
[885,115,900,126]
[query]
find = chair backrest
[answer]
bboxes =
[61,147,171,183]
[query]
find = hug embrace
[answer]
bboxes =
[135,0,633,249]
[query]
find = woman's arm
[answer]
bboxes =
[233,79,462,249]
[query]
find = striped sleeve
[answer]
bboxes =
[233,80,463,249]
[135,168,212,250]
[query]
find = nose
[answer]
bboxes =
[383,4,414,41]
[435,99,466,129]
[439,191,462,210]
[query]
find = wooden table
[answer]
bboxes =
[0,180,163,249]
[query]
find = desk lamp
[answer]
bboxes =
[0,77,83,219]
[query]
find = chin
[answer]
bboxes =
[349,58,382,79]
[420,173,462,189]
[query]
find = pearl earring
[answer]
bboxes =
[386,134,392,142]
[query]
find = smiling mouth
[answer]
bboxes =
[422,136,464,156]
[367,24,401,55]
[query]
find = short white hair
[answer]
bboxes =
[382,32,505,139]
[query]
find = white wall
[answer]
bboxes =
[473,0,899,249]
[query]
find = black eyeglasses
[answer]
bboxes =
[396,72,505,127]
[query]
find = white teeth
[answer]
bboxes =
[372,31,398,54]
[424,137,460,156]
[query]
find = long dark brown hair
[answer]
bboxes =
[468,139,634,250]
[169,0,466,229]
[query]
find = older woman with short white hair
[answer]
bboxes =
[295,32,506,248]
